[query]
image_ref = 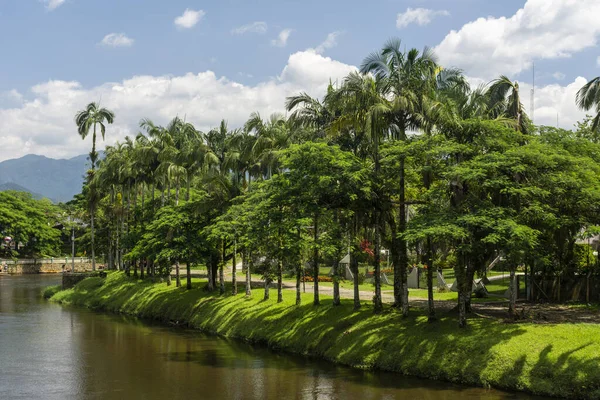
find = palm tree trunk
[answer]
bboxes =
[186,173,191,202]
[373,212,383,312]
[175,177,180,206]
[312,211,320,306]
[219,239,225,295]
[90,206,96,271]
[232,238,237,295]
[399,157,409,317]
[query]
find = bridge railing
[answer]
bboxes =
[0,257,92,265]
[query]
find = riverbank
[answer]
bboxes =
[48,272,600,399]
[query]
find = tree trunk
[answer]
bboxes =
[175,260,181,288]
[332,258,340,306]
[186,174,191,202]
[245,251,252,296]
[182,258,190,289]
[399,157,409,317]
[277,258,283,303]
[232,239,237,295]
[219,240,225,294]
[312,212,320,306]
[508,267,517,319]
[90,206,96,271]
[264,278,270,300]
[133,259,138,278]
[296,262,302,306]
[458,287,467,328]
[373,212,383,313]
[351,248,360,310]
[332,210,341,306]
[207,258,214,292]
[140,259,145,279]
[426,236,435,321]
[175,177,180,206]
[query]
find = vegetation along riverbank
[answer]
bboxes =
[48,272,600,399]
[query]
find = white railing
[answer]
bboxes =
[0,257,92,265]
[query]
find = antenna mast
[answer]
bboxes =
[530,62,535,125]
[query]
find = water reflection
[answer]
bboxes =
[0,275,547,400]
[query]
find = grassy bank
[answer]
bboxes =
[49,272,600,399]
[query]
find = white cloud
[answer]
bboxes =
[521,77,587,129]
[396,8,449,29]
[100,33,134,48]
[435,0,600,80]
[552,72,566,80]
[314,31,342,54]
[271,29,292,47]
[174,9,205,29]
[232,21,268,35]
[42,0,65,10]
[0,51,356,161]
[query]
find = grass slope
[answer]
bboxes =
[50,272,600,399]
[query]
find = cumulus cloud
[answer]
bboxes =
[521,77,587,129]
[435,0,600,79]
[396,8,449,29]
[314,31,342,54]
[232,21,268,35]
[42,0,65,10]
[174,9,205,29]
[0,51,356,161]
[271,29,292,47]
[100,33,134,48]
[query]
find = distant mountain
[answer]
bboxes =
[0,182,46,200]
[0,154,92,203]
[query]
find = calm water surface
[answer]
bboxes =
[0,275,547,400]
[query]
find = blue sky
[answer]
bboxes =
[0,0,599,160]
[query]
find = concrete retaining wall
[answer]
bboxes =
[1,262,95,274]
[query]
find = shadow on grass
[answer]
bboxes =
[50,272,600,399]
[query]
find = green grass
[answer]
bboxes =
[42,285,61,299]
[49,272,600,399]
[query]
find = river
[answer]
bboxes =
[0,275,546,400]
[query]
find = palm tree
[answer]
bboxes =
[360,38,441,316]
[74,102,115,271]
[486,75,530,133]
[576,77,600,132]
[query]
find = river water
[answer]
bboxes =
[0,275,546,400]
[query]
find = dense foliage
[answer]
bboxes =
[0,191,62,257]
[71,38,600,328]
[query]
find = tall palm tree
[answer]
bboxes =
[576,77,600,132]
[360,38,440,317]
[74,102,115,271]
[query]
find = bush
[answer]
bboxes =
[42,285,61,299]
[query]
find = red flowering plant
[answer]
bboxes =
[360,239,374,259]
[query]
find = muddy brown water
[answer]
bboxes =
[0,275,549,400]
